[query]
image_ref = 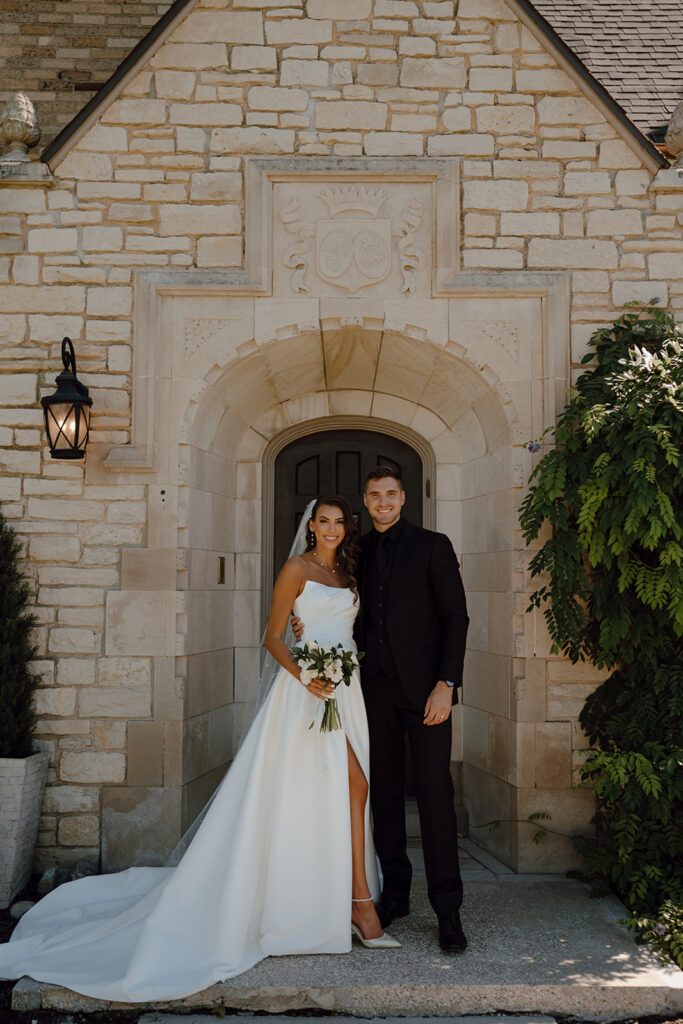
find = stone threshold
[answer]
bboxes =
[12,880,683,1021]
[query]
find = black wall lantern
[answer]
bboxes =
[41,337,92,459]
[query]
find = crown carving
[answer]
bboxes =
[317,184,390,218]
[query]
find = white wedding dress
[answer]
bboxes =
[0,581,379,1002]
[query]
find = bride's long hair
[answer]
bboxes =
[306,495,360,602]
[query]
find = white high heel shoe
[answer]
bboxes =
[351,897,401,948]
[351,922,401,948]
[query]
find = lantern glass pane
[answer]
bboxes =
[46,403,89,452]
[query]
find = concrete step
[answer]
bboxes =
[139,1017,558,1024]
[13,879,683,1021]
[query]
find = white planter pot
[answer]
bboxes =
[0,750,49,908]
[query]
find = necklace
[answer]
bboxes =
[311,550,337,574]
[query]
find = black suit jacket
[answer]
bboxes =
[354,520,469,707]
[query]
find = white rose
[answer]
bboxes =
[299,667,315,686]
[329,660,344,683]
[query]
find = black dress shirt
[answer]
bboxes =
[363,517,405,680]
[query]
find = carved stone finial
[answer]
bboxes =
[1,92,41,161]
[665,100,683,166]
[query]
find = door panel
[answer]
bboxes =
[274,429,422,576]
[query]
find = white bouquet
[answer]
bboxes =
[290,641,363,732]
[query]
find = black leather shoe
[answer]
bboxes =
[376,895,409,929]
[438,911,467,953]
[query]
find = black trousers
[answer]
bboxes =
[363,672,463,921]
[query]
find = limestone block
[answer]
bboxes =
[60,751,125,784]
[248,86,309,111]
[309,0,370,15]
[190,172,242,201]
[43,785,98,814]
[150,44,228,70]
[154,70,195,101]
[0,286,85,314]
[399,37,435,55]
[30,536,81,562]
[126,720,164,786]
[534,721,572,789]
[462,249,523,269]
[476,105,535,134]
[57,816,100,847]
[315,101,388,130]
[599,139,642,169]
[392,112,437,131]
[55,152,113,181]
[106,500,146,524]
[612,280,668,306]
[171,10,263,43]
[96,658,150,692]
[364,131,422,155]
[39,587,104,609]
[28,499,104,522]
[266,19,332,43]
[428,134,493,155]
[196,236,243,267]
[101,786,180,872]
[169,102,242,126]
[86,286,132,316]
[469,67,512,91]
[528,238,618,269]
[457,0,515,16]
[515,69,574,93]
[93,720,127,750]
[537,95,603,125]
[0,449,40,474]
[87,321,131,343]
[357,64,398,86]
[159,204,241,236]
[105,591,175,656]
[27,229,78,253]
[12,255,39,285]
[586,209,643,236]
[500,212,560,235]
[35,687,77,717]
[48,629,100,655]
[0,189,46,213]
[542,140,596,159]
[281,59,329,86]
[564,171,611,195]
[0,373,37,405]
[648,252,683,278]
[79,686,151,718]
[29,315,83,343]
[463,179,528,210]
[210,126,295,154]
[615,170,649,195]
[400,57,466,88]
[82,227,124,252]
[55,660,96,690]
[101,99,167,125]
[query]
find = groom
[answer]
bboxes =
[356,466,469,952]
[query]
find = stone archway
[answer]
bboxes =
[176,320,520,863]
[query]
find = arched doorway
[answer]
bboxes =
[273,428,423,577]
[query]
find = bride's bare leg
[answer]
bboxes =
[347,739,383,940]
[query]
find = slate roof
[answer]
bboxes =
[535,0,683,143]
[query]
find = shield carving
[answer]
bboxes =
[316,220,392,293]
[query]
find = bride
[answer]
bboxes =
[0,496,399,1003]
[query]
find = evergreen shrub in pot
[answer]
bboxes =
[0,503,49,908]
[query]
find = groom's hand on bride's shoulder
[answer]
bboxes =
[291,615,304,641]
[423,680,453,726]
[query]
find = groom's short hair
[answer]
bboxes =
[364,465,403,491]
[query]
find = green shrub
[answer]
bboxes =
[519,307,683,954]
[0,504,38,758]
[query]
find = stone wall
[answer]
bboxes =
[0,0,680,871]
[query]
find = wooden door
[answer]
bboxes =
[274,429,423,576]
